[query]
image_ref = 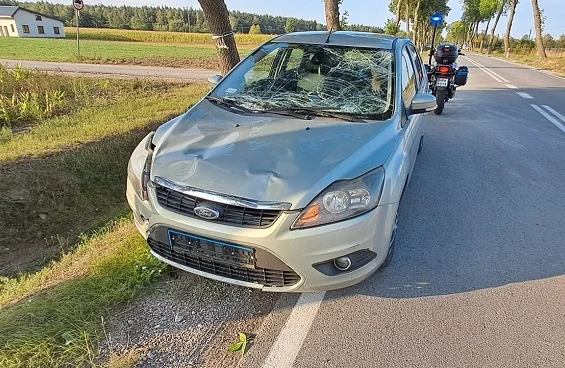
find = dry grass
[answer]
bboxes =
[489,49,565,77]
[65,28,274,45]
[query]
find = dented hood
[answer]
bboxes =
[151,100,396,209]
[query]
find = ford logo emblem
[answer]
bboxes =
[194,206,221,220]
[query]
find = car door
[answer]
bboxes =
[400,46,421,176]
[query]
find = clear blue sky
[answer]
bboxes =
[56,0,565,37]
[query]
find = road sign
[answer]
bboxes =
[73,0,84,11]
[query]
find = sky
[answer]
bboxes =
[52,0,565,38]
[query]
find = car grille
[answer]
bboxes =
[148,238,301,287]
[155,184,282,228]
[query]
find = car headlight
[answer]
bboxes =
[127,132,154,201]
[291,167,385,229]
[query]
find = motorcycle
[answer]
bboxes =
[426,44,469,115]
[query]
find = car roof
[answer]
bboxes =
[271,31,405,50]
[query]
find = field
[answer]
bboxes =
[65,27,274,45]
[0,66,209,366]
[0,37,256,69]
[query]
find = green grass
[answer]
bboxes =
[0,69,209,366]
[0,219,164,367]
[0,37,253,69]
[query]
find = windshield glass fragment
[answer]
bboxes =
[212,43,395,120]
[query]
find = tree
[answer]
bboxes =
[197,0,240,75]
[385,19,400,35]
[249,24,262,34]
[504,0,518,53]
[531,0,546,58]
[478,0,500,53]
[324,0,341,31]
[285,18,297,33]
[487,0,508,54]
[446,21,468,45]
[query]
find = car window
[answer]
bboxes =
[401,48,416,109]
[213,43,396,120]
[285,49,304,70]
[407,44,424,84]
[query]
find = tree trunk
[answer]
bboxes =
[198,0,240,75]
[504,0,518,54]
[412,0,421,44]
[531,0,547,58]
[405,3,410,33]
[488,0,507,54]
[395,0,403,27]
[480,18,491,53]
[472,22,480,50]
[324,0,341,31]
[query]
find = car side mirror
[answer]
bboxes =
[410,93,437,115]
[207,75,222,89]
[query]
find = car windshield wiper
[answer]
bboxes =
[271,107,368,123]
[204,95,256,113]
[205,96,311,120]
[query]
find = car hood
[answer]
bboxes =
[151,100,398,209]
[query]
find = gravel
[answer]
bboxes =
[98,270,278,368]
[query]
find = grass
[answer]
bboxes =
[0,36,254,69]
[65,28,274,45]
[0,220,165,367]
[0,68,209,366]
[487,49,565,77]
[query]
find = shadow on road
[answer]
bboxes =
[329,87,565,299]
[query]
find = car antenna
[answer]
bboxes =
[325,28,333,43]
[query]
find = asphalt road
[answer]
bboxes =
[0,59,217,81]
[238,54,565,367]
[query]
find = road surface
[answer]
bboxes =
[234,53,565,367]
[0,59,217,81]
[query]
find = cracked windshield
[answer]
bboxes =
[212,43,395,119]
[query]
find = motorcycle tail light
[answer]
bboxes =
[438,66,452,74]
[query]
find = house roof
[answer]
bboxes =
[0,6,19,17]
[0,6,65,22]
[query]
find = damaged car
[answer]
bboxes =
[126,31,436,292]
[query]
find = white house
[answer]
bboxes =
[0,6,65,38]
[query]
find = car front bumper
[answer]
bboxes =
[127,180,398,292]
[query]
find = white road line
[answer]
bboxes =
[505,84,518,89]
[469,58,511,82]
[542,105,565,123]
[516,92,534,99]
[262,292,326,368]
[464,56,503,83]
[531,104,565,134]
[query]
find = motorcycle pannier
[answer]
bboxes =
[434,44,458,65]
[455,66,469,86]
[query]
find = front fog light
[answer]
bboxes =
[334,256,352,271]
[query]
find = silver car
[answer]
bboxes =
[126,31,436,292]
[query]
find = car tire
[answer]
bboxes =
[434,89,445,115]
[381,212,398,268]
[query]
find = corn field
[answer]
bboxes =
[64,28,274,45]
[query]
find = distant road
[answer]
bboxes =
[0,59,217,82]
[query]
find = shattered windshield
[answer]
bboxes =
[212,42,395,120]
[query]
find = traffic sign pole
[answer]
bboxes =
[73,0,84,57]
[75,9,80,56]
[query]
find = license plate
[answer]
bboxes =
[436,78,449,87]
[168,230,256,268]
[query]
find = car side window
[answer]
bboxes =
[407,44,425,87]
[401,49,416,109]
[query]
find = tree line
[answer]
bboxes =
[447,0,562,58]
[0,0,384,35]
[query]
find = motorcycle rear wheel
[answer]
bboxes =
[434,89,445,115]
